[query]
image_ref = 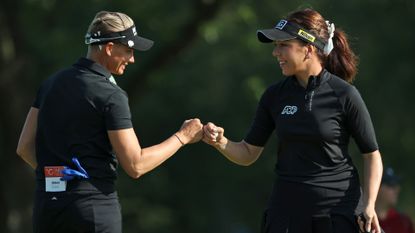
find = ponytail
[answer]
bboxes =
[286,8,359,83]
[324,29,358,83]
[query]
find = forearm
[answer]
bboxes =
[362,150,383,208]
[214,138,261,166]
[17,107,38,170]
[136,134,183,174]
[110,119,203,179]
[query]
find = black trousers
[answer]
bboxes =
[33,190,121,233]
[261,179,362,233]
[261,210,359,233]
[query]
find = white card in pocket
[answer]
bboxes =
[44,166,67,192]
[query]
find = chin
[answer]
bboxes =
[281,70,293,77]
[113,70,124,75]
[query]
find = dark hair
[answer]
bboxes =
[287,8,358,83]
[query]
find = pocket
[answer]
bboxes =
[331,213,360,233]
[260,209,292,233]
[260,209,269,233]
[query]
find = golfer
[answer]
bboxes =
[203,8,383,233]
[17,10,203,233]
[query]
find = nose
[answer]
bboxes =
[129,51,135,64]
[272,46,280,58]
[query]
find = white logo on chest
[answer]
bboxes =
[281,105,298,115]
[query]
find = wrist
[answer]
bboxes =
[174,133,186,146]
[214,137,228,151]
[363,199,376,210]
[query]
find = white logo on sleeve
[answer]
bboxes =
[281,105,298,115]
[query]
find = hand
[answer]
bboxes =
[176,118,203,145]
[357,206,382,233]
[202,122,226,148]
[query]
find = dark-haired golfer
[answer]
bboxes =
[203,8,383,233]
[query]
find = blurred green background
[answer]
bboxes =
[1,0,414,232]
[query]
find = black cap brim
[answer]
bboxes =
[129,36,154,51]
[257,28,296,43]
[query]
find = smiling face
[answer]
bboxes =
[105,43,135,75]
[272,39,309,77]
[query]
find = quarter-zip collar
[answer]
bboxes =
[288,69,331,112]
[289,69,330,90]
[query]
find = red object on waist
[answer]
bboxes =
[44,166,65,177]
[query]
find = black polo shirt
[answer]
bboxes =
[33,57,133,184]
[245,70,378,187]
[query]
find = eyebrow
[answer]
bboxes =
[274,41,291,46]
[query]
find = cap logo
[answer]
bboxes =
[298,29,316,42]
[132,27,137,36]
[275,20,288,30]
[128,40,134,47]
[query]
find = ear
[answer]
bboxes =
[104,42,115,56]
[304,44,314,59]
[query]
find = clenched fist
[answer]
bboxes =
[175,118,203,145]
